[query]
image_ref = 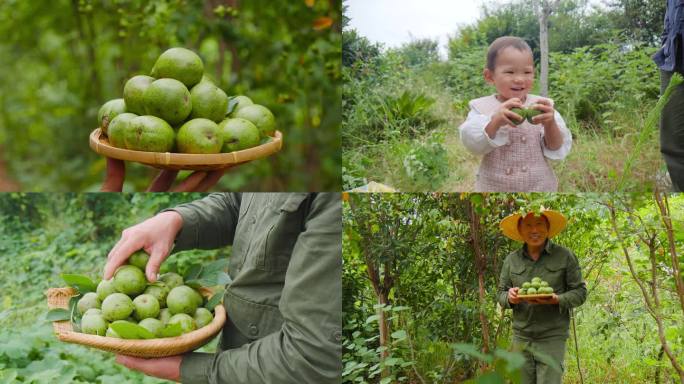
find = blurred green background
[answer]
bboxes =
[0,0,341,192]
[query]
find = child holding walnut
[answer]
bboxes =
[459,36,572,192]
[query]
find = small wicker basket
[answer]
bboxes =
[89,128,283,171]
[46,287,226,358]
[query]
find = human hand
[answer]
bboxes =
[103,210,184,282]
[528,293,560,305]
[508,287,521,305]
[529,98,563,150]
[528,98,556,127]
[116,354,182,382]
[100,158,226,192]
[485,98,524,139]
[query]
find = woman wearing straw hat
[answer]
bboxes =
[497,209,587,384]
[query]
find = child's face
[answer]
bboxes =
[484,46,534,101]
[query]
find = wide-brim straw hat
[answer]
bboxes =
[500,209,567,242]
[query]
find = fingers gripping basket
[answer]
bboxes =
[46,287,226,358]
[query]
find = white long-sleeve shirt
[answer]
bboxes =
[459,102,572,160]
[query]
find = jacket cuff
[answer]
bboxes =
[161,206,200,252]
[557,293,569,313]
[180,352,213,384]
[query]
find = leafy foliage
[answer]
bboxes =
[343,193,684,383]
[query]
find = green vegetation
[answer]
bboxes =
[0,0,341,191]
[343,193,684,383]
[0,193,225,382]
[343,0,667,191]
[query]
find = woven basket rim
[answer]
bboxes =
[89,128,282,169]
[46,286,226,356]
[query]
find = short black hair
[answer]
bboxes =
[486,36,533,71]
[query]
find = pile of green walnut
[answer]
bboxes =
[518,277,554,296]
[98,47,275,154]
[77,252,213,338]
[510,108,541,125]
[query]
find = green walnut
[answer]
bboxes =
[510,108,542,125]
[527,287,538,295]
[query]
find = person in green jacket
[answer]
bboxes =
[102,193,342,384]
[496,209,587,384]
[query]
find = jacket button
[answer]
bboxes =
[521,136,527,143]
[334,330,343,342]
[521,166,528,172]
[248,324,258,336]
[251,216,256,224]
[506,168,512,175]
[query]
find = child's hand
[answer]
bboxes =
[528,98,557,127]
[530,98,563,150]
[485,98,523,138]
[492,98,525,127]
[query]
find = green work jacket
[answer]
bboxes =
[167,193,342,384]
[497,240,587,340]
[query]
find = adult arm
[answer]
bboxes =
[166,193,242,251]
[179,193,342,384]
[557,251,587,312]
[497,256,514,309]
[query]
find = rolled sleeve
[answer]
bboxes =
[557,251,587,313]
[542,111,572,160]
[180,193,342,384]
[164,193,241,252]
[459,109,509,156]
[497,256,513,309]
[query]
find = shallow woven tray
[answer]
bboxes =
[518,293,554,302]
[46,287,226,357]
[89,128,283,171]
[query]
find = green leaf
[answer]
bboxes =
[205,289,225,311]
[159,322,184,338]
[45,308,71,322]
[60,274,97,293]
[380,377,394,384]
[365,314,380,324]
[452,343,492,363]
[217,271,232,285]
[475,371,506,384]
[183,264,203,281]
[110,321,155,340]
[226,97,240,115]
[390,330,407,339]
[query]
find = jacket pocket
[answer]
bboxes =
[259,193,309,272]
[510,264,527,288]
[543,261,566,293]
[224,289,284,341]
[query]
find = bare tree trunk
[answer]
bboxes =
[537,0,559,97]
[466,201,491,356]
[0,145,19,191]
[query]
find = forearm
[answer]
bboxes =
[181,193,342,384]
[542,121,563,150]
[166,193,241,252]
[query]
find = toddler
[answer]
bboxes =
[459,36,571,192]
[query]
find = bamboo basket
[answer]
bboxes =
[517,293,554,302]
[46,287,226,358]
[89,128,283,171]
